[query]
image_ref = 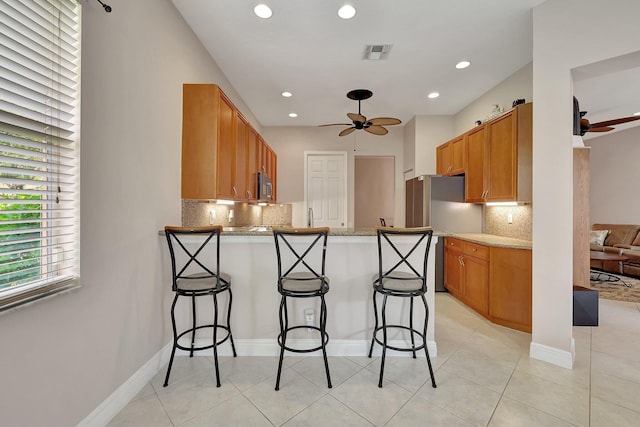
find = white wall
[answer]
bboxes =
[0,0,253,425]
[454,62,533,135]
[261,126,405,228]
[531,0,640,367]
[586,126,640,224]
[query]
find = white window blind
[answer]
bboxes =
[0,0,81,311]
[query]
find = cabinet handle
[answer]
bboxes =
[460,256,465,267]
[232,186,237,196]
[247,190,252,197]
[472,248,477,252]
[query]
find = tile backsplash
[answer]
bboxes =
[484,205,532,241]
[182,200,292,228]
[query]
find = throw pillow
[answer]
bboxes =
[589,230,608,246]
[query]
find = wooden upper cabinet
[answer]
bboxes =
[181,83,277,201]
[436,136,464,176]
[464,125,486,202]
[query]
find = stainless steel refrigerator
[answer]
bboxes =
[405,175,483,291]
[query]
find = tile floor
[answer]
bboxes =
[107,294,640,426]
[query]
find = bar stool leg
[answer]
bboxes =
[163,294,179,387]
[421,294,437,388]
[227,288,237,357]
[378,294,389,388]
[320,295,332,388]
[409,297,416,359]
[212,293,221,387]
[275,295,288,391]
[368,291,379,358]
[190,295,196,357]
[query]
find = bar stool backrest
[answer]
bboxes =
[164,226,226,291]
[273,227,329,293]
[375,226,434,293]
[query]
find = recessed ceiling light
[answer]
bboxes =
[338,5,356,19]
[254,4,272,19]
[288,113,298,118]
[455,60,471,69]
[427,92,440,99]
[281,91,292,98]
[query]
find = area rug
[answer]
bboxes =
[588,273,640,303]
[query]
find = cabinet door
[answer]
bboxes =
[462,255,489,316]
[489,247,532,332]
[270,149,277,201]
[465,125,486,202]
[444,248,463,297]
[247,127,259,200]
[234,112,248,201]
[436,143,451,175]
[450,136,465,175]
[216,92,236,199]
[486,111,517,201]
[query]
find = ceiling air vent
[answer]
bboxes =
[362,44,392,60]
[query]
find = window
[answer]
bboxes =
[0,0,81,312]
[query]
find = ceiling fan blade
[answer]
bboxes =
[365,125,388,136]
[318,123,352,127]
[588,126,614,133]
[339,127,356,137]
[347,112,366,123]
[590,115,640,128]
[368,117,401,126]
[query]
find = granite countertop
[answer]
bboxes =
[220,227,447,237]
[449,233,532,249]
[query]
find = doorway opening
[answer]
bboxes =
[354,156,395,228]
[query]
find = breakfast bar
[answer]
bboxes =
[167,228,439,358]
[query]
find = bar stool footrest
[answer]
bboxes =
[372,324,425,352]
[278,325,329,353]
[175,324,233,352]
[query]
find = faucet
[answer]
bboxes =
[308,208,314,228]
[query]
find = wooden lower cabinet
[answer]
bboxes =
[444,237,532,333]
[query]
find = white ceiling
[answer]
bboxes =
[172,0,640,137]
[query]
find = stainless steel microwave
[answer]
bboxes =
[257,172,273,201]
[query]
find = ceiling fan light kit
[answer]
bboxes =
[319,89,401,136]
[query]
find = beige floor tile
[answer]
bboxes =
[219,356,280,391]
[415,368,501,427]
[131,382,156,402]
[345,356,378,368]
[503,370,589,426]
[178,393,272,427]
[106,393,173,427]
[488,397,574,427]
[460,329,526,366]
[386,395,474,427]
[330,368,413,427]
[242,368,326,426]
[591,370,640,413]
[155,372,240,426]
[363,355,437,393]
[515,352,590,391]
[292,356,361,388]
[283,394,374,427]
[590,396,640,427]
[591,350,640,385]
[439,347,516,393]
[151,356,215,390]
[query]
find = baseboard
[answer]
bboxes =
[80,337,438,426]
[77,342,173,427]
[529,339,575,369]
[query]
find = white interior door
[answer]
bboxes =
[305,152,347,228]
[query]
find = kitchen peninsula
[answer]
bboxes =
[168,228,439,357]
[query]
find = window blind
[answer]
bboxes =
[0,0,81,311]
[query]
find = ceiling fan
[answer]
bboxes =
[573,96,640,136]
[319,89,401,136]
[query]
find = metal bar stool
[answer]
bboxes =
[368,226,437,389]
[163,226,237,388]
[272,227,332,391]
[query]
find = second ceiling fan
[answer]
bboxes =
[320,89,401,136]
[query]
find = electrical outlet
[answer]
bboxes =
[304,308,314,332]
[508,213,513,224]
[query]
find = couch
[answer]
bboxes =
[590,224,640,278]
